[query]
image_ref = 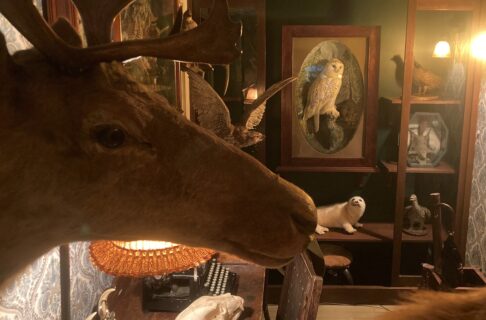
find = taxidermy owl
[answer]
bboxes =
[186,68,296,148]
[302,58,344,134]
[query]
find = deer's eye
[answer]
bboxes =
[93,125,126,149]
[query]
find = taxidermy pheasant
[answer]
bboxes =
[413,61,442,96]
[186,68,296,148]
[391,55,442,96]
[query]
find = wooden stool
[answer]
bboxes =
[321,244,354,285]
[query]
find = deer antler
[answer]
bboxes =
[71,0,135,45]
[0,0,241,69]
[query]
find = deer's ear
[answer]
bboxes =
[51,18,82,48]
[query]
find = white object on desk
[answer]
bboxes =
[175,293,244,320]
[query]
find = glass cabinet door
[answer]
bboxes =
[394,0,480,286]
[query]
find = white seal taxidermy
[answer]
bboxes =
[315,196,366,234]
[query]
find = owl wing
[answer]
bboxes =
[305,77,325,115]
[186,69,233,139]
[241,77,296,130]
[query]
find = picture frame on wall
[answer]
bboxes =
[279,25,380,172]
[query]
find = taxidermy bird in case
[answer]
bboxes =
[186,68,296,148]
[391,54,443,98]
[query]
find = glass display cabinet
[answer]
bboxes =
[313,0,484,290]
[386,0,483,286]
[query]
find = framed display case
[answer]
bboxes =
[279,25,380,172]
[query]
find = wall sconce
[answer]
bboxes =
[432,40,451,58]
[244,85,258,104]
[472,32,486,61]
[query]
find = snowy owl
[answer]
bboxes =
[302,58,344,133]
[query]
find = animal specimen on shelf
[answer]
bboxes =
[403,194,431,236]
[413,61,443,97]
[391,54,406,89]
[391,54,443,97]
[407,112,447,167]
[0,0,317,288]
[315,196,366,234]
[409,126,434,164]
[186,68,296,148]
[302,58,344,134]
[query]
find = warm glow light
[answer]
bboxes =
[246,87,258,101]
[113,240,177,251]
[90,241,215,277]
[472,33,486,60]
[432,41,451,58]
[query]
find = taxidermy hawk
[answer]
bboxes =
[186,68,296,148]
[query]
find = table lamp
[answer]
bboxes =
[90,240,214,277]
[89,240,215,312]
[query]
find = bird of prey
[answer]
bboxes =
[302,58,344,133]
[186,69,296,148]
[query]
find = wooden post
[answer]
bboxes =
[430,193,443,275]
[59,245,71,320]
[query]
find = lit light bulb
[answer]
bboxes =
[432,41,451,58]
[472,32,486,60]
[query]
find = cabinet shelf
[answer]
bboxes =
[277,166,379,173]
[380,161,455,174]
[316,223,433,243]
[383,97,462,105]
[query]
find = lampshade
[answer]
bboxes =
[89,240,215,277]
[432,41,451,58]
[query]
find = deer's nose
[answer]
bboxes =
[290,207,317,235]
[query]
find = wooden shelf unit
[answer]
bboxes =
[385,0,483,287]
[277,166,379,173]
[382,97,462,105]
[316,223,434,243]
[380,161,456,174]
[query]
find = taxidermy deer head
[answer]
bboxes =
[0,0,316,286]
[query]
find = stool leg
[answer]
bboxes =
[342,268,354,285]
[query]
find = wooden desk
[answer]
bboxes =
[109,255,265,320]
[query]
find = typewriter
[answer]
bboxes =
[142,257,239,312]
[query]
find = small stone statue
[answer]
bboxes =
[403,194,431,236]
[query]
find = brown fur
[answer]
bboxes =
[378,289,486,320]
[0,34,316,286]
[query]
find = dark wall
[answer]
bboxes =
[264,0,408,217]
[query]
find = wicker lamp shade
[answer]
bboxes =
[89,240,215,277]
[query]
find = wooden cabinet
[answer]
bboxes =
[309,0,485,290]
[387,0,484,286]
